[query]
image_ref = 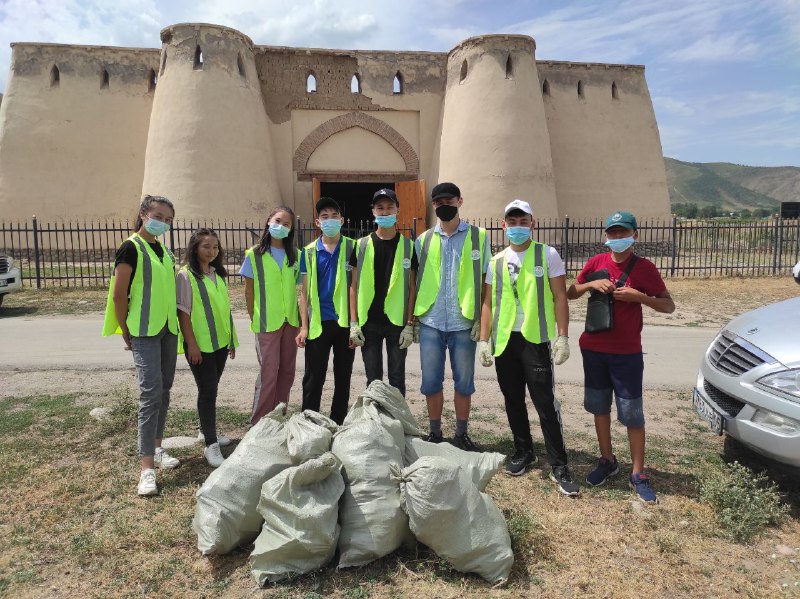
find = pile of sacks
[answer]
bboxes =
[193,381,514,586]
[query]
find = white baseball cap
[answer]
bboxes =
[504,199,533,216]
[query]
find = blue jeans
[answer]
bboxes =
[419,324,476,396]
[582,349,645,428]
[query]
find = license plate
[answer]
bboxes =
[0,279,7,287]
[693,388,724,435]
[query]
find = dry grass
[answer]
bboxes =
[1,393,798,598]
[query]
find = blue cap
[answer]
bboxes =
[604,211,638,231]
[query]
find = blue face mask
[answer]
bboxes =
[374,214,397,228]
[269,223,290,239]
[144,217,170,237]
[604,236,635,253]
[319,218,342,237]
[506,226,531,245]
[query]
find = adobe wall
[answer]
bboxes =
[539,61,670,219]
[0,43,158,221]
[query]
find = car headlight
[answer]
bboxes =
[752,410,800,434]
[5,256,13,269]
[757,369,800,400]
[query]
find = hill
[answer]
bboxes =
[664,158,800,211]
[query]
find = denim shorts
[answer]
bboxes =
[419,324,476,396]
[581,349,645,428]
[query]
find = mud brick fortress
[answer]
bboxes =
[0,23,670,227]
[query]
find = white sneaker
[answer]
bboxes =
[204,442,225,468]
[197,430,231,447]
[137,469,158,496]
[154,448,180,469]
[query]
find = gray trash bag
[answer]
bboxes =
[332,418,408,568]
[393,456,514,584]
[286,410,338,464]
[250,452,345,585]
[403,436,505,491]
[193,404,293,555]
[343,380,422,444]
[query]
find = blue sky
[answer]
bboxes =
[0,0,798,166]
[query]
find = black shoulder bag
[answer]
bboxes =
[584,256,638,333]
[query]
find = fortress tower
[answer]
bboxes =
[438,36,559,220]
[140,24,281,218]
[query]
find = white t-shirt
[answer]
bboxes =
[485,245,565,332]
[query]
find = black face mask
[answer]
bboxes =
[435,204,459,222]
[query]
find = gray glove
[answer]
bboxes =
[470,319,481,342]
[399,324,414,350]
[349,320,365,347]
[477,340,493,367]
[552,335,570,365]
[413,321,421,344]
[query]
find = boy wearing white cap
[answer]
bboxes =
[478,200,578,496]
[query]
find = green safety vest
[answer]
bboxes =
[355,234,413,327]
[182,266,239,353]
[247,247,300,333]
[490,243,556,356]
[414,224,487,321]
[304,236,355,339]
[102,234,178,337]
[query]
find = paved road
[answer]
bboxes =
[1,315,717,389]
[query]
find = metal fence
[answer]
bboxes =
[1,216,798,288]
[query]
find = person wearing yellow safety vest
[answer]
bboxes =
[240,206,300,426]
[296,197,357,424]
[176,228,239,468]
[478,200,579,496]
[348,189,418,395]
[102,195,180,497]
[413,182,491,452]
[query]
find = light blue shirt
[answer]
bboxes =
[239,247,286,278]
[415,220,491,332]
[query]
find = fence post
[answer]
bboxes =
[169,222,176,253]
[562,215,569,276]
[32,215,42,289]
[670,215,677,277]
[772,216,780,275]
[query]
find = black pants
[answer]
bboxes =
[494,332,568,467]
[187,347,229,446]
[361,320,407,396]
[302,320,356,425]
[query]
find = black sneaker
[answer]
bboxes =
[423,431,443,443]
[550,465,580,496]
[504,450,536,476]
[452,432,480,452]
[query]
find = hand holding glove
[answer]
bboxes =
[552,335,570,365]
[470,319,481,342]
[477,340,494,367]
[399,324,414,349]
[349,320,365,347]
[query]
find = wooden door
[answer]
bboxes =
[395,179,427,236]
[311,177,321,219]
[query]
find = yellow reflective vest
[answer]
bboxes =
[181,266,239,353]
[247,247,300,333]
[304,237,355,339]
[355,234,413,327]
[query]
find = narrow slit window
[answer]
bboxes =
[393,71,403,94]
[148,69,157,92]
[577,80,584,98]
[612,81,619,100]
[50,64,60,88]
[459,59,468,83]
[351,73,361,94]
[542,79,550,95]
[237,53,246,78]
[306,72,317,93]
[505,54,513,79]
[101,68,109,89]
[160,51,167,76]
[193,45,203,70]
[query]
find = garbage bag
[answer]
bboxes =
[193,404,292,555]
[286,410,338,464]
[403,436,505,491]
[250,452,345,585]
[393,456,514,584]
[343,381,422,448]
[332,418,408,568]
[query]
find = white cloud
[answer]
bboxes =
[667,34,760,63]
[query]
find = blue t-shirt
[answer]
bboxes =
[239,247,286,278]
[299,237,340,322]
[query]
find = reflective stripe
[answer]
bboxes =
[534,244,548,342]
[253,253,268,332]
[492,255,503,349]
[470,225,481,321]
[228,312,235,349]
[131,236,152,337]
[345,238,354,318]
[195,275,220,351]
[416,230,434,292]
[355,236,369,294]
[402,237,411,317]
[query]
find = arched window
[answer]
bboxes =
[160,51,167,76]
[542,79,550,96]
[611,81,619,100]
[193,45,203,70]
[148,69,157,92]
[101,68,109,89]
[351,73,361,94]
[50,64,60,88]
[306,72,317,93]
[460,59,468,83]
[577,80,584,98]
[237,53,246,78]
[393,71,403,94]
[505,54,513,79]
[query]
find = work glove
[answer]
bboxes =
[470,319,481,342]
[399,324,414,350]
[349,320,365,347]
[413,321,421,344]
[477,340,493,367]
[552,335,570,366]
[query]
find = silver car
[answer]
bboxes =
[694,277,800,467]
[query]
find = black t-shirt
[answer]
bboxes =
[114,239,165,294]
[349,232,418,325]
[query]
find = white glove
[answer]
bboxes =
[552,335,570,366]
[399,324,414,350]
[413,321,421,344]
[477,340,493,367]
[470,319,481,342]
[349,321,365,347]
